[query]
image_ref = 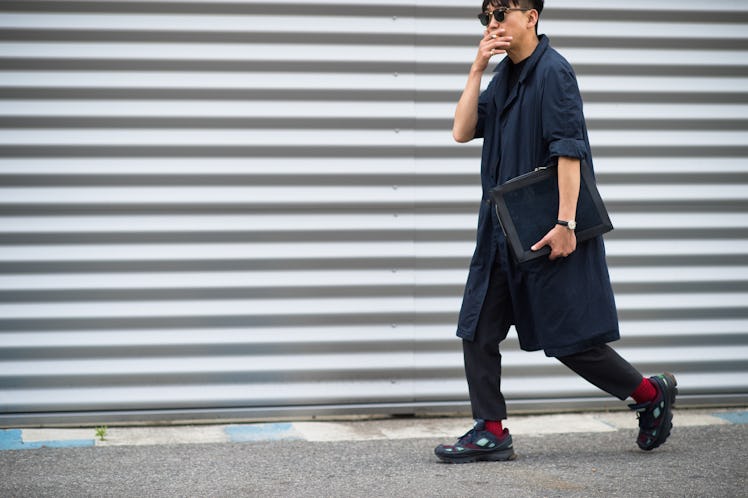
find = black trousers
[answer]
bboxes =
[462,257,643,421]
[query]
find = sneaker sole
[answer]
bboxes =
[435,447,517,464]
[640,371,678,451]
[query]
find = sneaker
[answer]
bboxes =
[628,372,678,451]
[434,420,516,463]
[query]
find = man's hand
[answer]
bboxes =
[473,28,513,72]
[533,156,581,260]
[531,224,577,260]
[453,29,512,143]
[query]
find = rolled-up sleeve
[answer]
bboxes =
[542,65,587,159]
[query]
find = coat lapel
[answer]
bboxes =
[493,60,510,112]
[501,83,519,119]
[498,35,551,120]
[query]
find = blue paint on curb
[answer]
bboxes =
[0,429,94,451]
[225,423,302,442]
[713,411,748,425]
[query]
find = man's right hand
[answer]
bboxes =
[453,28,511,143]
[474,28,512,72]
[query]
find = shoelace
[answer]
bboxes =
[456,428,478,445]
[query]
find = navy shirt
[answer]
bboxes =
[456,35,620,357]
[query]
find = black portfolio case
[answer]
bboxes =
[490,160,613,263]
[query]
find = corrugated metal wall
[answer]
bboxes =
[1,0,747,426]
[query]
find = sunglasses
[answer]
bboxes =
[477,7,531,25]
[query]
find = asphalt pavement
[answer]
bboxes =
[1,408,746,497]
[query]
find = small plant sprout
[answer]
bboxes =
[95,425,108,442]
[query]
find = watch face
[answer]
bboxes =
[568,220,577,230]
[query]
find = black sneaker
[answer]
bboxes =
[628,372,678,451]
[434,420,516,463]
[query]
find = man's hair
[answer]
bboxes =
[481,0,544,24]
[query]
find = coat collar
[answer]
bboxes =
[494,34,550,114]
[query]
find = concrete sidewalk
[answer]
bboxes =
[1,411,746,498]
[2,407,746,451]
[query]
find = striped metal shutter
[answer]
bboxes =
[1,0,747,426]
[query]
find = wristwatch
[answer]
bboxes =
[557,219,577,230]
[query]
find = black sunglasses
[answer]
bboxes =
[477,7,531,25]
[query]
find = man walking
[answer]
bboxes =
[434,0,677,463]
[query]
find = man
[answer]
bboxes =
[434,0,678,464]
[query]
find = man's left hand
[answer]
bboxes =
[531,225,577,260]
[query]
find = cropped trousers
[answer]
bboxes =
[462,255,643,421]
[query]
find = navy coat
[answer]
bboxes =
[456,35,620,357]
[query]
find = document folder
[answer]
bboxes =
[490,160,613,264]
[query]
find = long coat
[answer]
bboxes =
[456,35,620,357]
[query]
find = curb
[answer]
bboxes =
[2,408,746,451]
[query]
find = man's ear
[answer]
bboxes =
[527,9,539,30]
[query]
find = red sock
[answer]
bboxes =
[630,377,657,404]
[485,420,504,437]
